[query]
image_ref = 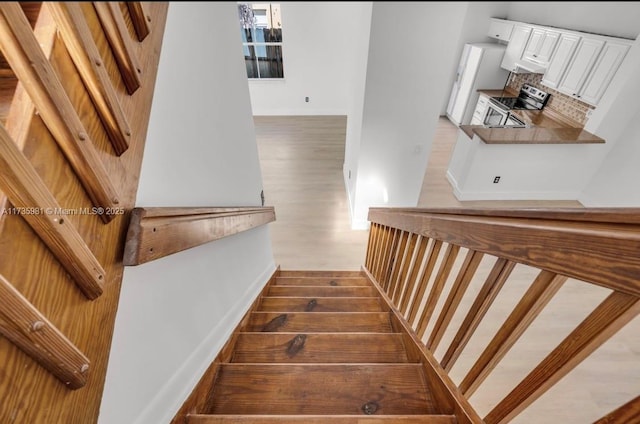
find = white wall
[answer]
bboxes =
[350,2,469,228]
[99,4,275,424]
[506,2,640,40]
[248,2,371,115]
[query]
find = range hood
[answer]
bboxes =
[512,59,546,74]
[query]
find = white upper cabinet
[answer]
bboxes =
[522,28,560,65]
[501,25,532,72]
[541,33,581,89]
[488,19,514,42]
[579,40,630,105]
[556,37,605,99]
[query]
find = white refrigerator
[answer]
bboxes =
[446,43,509,127]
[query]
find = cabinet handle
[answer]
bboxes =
[533,54,538,57]
[496,34,500,37]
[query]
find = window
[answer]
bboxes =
[238,3,284,79]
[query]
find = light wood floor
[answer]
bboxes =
[254,115,638,424]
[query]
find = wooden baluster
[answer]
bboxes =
[0,273,90,389]
[460,271,566,397]
[426,250,484,351]
[385,231,409,296]
[391,232,418,305]
[0,122,105,299]
[378,227,396,286]
[398,236,430,315]
[126,2,151,41]
[440,258,516,371]
[0,2,122,222]
[415,243,459,337]
[484,291,640,424]
[93,2,142,94]
[369,224,383,280]
[592,395,640,424]
[47,2,132,156]
[407,239,445,325]
[364,222,377,271]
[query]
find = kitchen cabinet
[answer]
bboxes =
[556,37,604,101]
[578,40,630,105]
[522,28,560,66]
[501,24,532,72]
[541,32,581,89]
[470,93,490,125]
[488,19,513,42]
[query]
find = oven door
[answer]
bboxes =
[483,103,509,126]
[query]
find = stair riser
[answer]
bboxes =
[246,313,393,333]
[275,277,370,286]
[268,286,378,297]
[259,297,383,313]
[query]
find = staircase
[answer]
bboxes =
[184,270,459,423]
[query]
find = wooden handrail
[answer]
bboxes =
[123,206,276,265]
[366,206,640,424]
[369,207,640,297]
[0,273,90,389]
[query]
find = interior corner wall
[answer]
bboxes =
[350,2,468,228]
[99,4,275,424]
[248,2,371,116]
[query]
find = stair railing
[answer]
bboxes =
[365,206,640,424]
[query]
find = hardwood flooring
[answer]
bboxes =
[254,115,638,424]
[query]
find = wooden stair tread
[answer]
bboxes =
[187,414,457,423]
[275,277,370,286]
[246,312,393,333]
[259,297,383,312]
[232,333,410,363]
[278,270,364,278]
[268,286,378,297]
[207,364,437,415]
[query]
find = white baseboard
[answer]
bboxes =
[251,109,348,116]
[133,263,277,424]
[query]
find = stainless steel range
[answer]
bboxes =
[483,84,550,127]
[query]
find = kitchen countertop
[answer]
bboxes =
[468,88,604,144]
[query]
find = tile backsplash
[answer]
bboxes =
[507,73,594,127]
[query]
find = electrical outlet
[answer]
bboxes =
[305,96,309,102]
[493,176,501,183]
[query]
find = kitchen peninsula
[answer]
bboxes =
[447,87,607,201]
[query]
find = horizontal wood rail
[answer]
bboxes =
[366,207,640,424]
[0,273,90,389]
[0,2,122,222]
[123,206,276,265]
[369,207,640,297]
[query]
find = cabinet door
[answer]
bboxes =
[488,19,514,42]
[522,28,545,61]
[501,25,532,72]
[536,30,560,63]
[541,33,580,89]
[557,37,604,98]
[579,41,630,105]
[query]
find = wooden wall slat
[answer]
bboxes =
[426,250,483,351]
[459,271,566,397]
[47,2,132,156]
[93,1,142,94]
[0,122,105,299]
[0,2,121,221]
[0,273,90,389]
[484,291,640,424]
[399,236,430,315]
[123,207,276,265]
[440,258,515,372]
[126,2,151,41]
